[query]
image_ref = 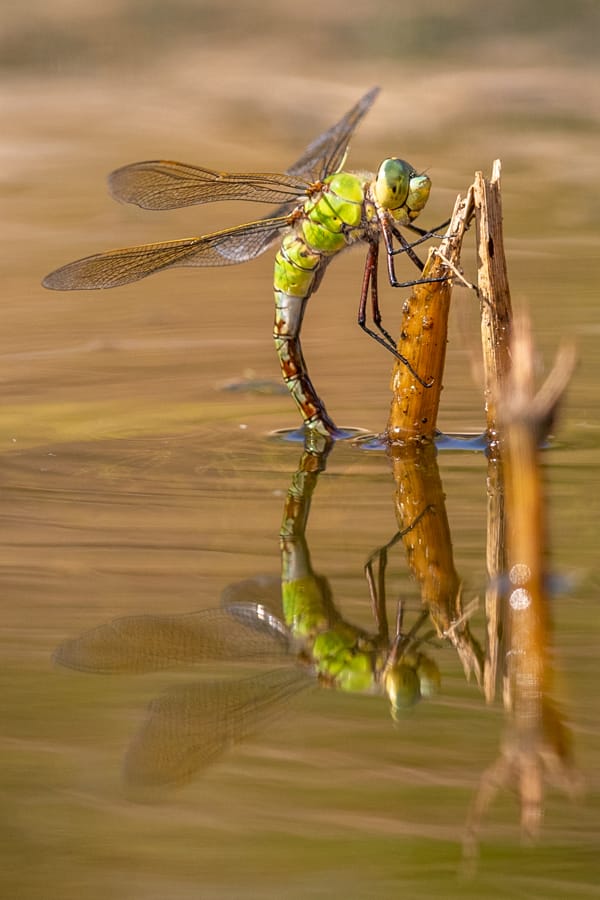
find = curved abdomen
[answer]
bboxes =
[272,173,367,433]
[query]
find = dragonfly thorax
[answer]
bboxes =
[373,158,431,225]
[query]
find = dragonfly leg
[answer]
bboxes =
[389,225,427,270]
[382,220,448,289]
[359,241,397,349]
[364,507,433,645]
[364,538,390,646]
[358,243,388,344]
[404,217,451,240]
[357,243,434,388]
[273,291,338,435]
[389,606,431,664]
[390,222,452,269]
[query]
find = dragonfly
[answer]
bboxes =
[54,568,439,793]
[43,87,446,436]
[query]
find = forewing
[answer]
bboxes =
[42,215,291,290]
[53,604,291,674]
[209,86,381,259]
[123,668,312,791]
[108,162,309,210]
[90,88,379,269]
[287,86,380,182]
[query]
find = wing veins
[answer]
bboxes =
[42,215,292,290]
[109,162,311,210]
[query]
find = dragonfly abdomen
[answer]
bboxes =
[272,172,369,434]
[274,234,321,297]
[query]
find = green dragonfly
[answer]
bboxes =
[54,572,439,792]
[43,87,445,436]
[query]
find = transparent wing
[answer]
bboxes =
[228,86,380,260]
[42,215,291,290]
[123,668,313,791]
[220,574,284,620]
[108,163,310,210]
[43,87,381,285]
[53,603,291,674]
[108,87,379,214]
[287,85,380,182]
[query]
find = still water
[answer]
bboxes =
[2,15,600,898]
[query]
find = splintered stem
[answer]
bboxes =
[474,160,513,439]
[466,312,579,860]
[475,162,512,704]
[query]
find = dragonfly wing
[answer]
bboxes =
[42,215,291,290]
[96,89,378,268]
[220,575,284,621]
[223,87,381,254]
[123,668,313,791]
[108,162,309,210]
[209,223,284,262]
[286,86,380,182]
[53,604,291,674]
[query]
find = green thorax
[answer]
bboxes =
[273,171,368,298]
[301,171,367,254]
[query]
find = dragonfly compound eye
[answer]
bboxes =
[383,662,421,720]
[416,653,441,698]
[406,173,432,218]
[374,158,414,211]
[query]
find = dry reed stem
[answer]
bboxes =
[473,161,512,704]
[386,189,474,443]
[465,314,580,857]
[474,159,513,441]
[388,440,484,684]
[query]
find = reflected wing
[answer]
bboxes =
[53,604,291,674]
[109,163,310,210]
[42,215,291,290]
[220,574,284,621]
[123,668,312,791]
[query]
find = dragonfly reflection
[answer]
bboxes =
[54,565,438,794]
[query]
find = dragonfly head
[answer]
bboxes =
[382,650,441,722]
[374,158,431,223]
